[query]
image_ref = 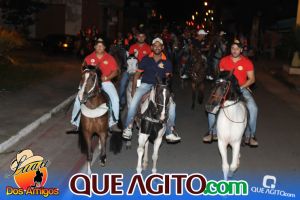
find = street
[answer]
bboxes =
[1,64,299,200]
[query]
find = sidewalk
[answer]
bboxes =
[0,54,81,151]
[255,58,300,92]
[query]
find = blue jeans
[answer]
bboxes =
[208,88,258,137]
[125,83,176,135]
[71,81,120,127]
[119,71,129,106]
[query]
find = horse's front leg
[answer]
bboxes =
[99,132,107,167]
[142,140,149,170]
[218,140,229,180]
[198,82,205,105]
[191,82,196,109]
[136,132,149,174]
[152,126,165,174]
[229,141,241,178]
[84,132,93,175]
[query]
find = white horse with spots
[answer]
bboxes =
[136,80,171,174]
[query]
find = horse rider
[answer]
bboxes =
[119,30,152,109]
[122,37,181,143]
[203,40,258,147]
[207,30,228,80]
[179,28,192,79]
[68,38,122,133]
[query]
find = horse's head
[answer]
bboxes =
[78,65,101,104]
[153,76,172,122]
[206,70,241,113]
[126,54,138,74]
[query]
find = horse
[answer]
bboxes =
[206,71,247,180]
[77,65,109,175]
[190,46,206,109]
[136,78,171,174]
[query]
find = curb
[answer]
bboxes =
[0,94,76,153]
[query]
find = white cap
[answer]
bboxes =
[152,37,164,45]
[197,29,208,35]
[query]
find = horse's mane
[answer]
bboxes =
[218,71,242,100]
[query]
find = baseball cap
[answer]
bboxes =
[95,38,106,46]
[231,39,243,48]
[197,29,208,35]
[152,37,164,45]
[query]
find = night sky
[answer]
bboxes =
[156,0,298,30]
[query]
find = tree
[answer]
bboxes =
[0,0,46,35]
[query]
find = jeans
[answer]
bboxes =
[119,71,129,106]
[125,83,176,135]
[71,81,120,127]
[207,88,258,137]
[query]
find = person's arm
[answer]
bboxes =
[102,69,119,81]
[240,71,255,89]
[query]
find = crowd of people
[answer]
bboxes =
[67,24,259,147]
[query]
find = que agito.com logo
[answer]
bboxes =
[6,149,59,197]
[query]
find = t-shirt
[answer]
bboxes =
[129,43,151,62]
[137,53,172,84]
[84,52,118,81]
[219,55,254,86]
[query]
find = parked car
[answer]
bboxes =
[41,34,78,54]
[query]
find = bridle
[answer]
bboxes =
[80,69,99,104]
[213,78,246,123]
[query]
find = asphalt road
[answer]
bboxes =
[1,68,299,200]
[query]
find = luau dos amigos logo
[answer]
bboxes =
[6,149,59,197]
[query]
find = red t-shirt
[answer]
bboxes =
[129,43,151,62]
[219,55,254,86]
[84,52,118,81]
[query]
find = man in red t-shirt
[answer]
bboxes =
[203,40,258,146]
[70,38,121,133]
[119,31,151,108]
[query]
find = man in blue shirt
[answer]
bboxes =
[122,38,181,143]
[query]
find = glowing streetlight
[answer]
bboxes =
[208,10,211,13]
[211,17,214,21]
[196,11,199,15]
[192,15,195,20]
[204,1,208,6]
[204,18,207,22]
[206,12,208,16]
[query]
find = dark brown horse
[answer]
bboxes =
[190,46,206,109]
[78,65,109,174]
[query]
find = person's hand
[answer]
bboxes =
[101,76,108,82]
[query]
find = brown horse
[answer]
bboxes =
[190,46,206,109]
[78,65,109,174]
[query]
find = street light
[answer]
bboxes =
[192,15,195,20]
[211,17,214,21]
[196,11,199,15]
[206,12,208,16]
[204,1,208,6]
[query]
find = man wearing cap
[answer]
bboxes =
[181,29,210,79]
[122,37,181,143]
[203,40,258,147]
[69,38,122,133]
[119,31,151,109]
